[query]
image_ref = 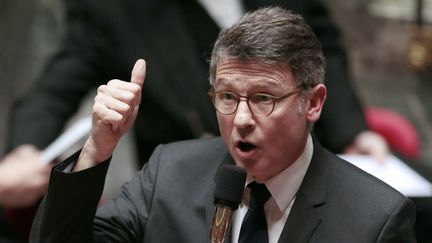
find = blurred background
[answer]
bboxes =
[2,0,431,163]
[1,1,432,242]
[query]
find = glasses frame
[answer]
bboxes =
[208,87,305,116]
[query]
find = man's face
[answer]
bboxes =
[214,59,324,182]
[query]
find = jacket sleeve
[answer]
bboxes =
[91,145,162,242]
[30,145,163,243]
[29,150,110,243]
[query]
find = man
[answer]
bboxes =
[30,7,414,243]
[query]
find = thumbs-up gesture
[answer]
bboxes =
[75,59,146,171]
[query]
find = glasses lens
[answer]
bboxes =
[214,91,238,114]
[249,94,274,116]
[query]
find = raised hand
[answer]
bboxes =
[75,59,146,171]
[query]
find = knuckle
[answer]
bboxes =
[131,83,142,92]
[92,101,102,111]
[107,79,120,86]
[121,103,131,113]
[133,86,142,97]
[123,91,135,102]
[97,84,107,93]
[93,95,101,103]
[112,113,124,123]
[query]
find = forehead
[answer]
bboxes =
[214,59,295,89]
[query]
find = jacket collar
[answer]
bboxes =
[277,138,329,243]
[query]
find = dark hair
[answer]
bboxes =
[209,6,325,88]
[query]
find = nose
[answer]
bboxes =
[233,100,255,130]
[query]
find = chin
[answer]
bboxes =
[238,160,270,179]
[249,171,269,183]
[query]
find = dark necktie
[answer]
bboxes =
[238,182,271,243]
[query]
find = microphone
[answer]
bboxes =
[210,164,246,243]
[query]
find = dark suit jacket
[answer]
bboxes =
[7,0,366,164]
[30,137,416,243]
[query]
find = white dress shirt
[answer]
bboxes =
[231,135,314,243]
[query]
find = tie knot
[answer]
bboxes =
[248,182,271,207]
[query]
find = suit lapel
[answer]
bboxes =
[278,139,329,243]
[277,192,321,243]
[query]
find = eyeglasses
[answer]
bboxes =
[208,87,304,116]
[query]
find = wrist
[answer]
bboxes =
[74,137,112,172]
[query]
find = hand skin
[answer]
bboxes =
[74,59,146,171]
[0,145,51,208]
[343,130,390,163]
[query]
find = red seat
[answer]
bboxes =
[365,107,420,160]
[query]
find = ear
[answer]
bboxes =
[306,84,326,123]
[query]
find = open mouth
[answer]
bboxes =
[237,141,256,153]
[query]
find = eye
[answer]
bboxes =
[250,94,273,104]
[217,91,238,103]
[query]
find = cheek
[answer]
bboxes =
[217,115,231,138]
[264,113,305,142]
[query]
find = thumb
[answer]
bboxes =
[131,59,146,87]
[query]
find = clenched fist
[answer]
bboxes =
[75,59,146,171]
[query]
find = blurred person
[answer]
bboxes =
[30,8,415,242]
[0,146,49,208]
[7,0,389,166]
[0,145,50,243]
